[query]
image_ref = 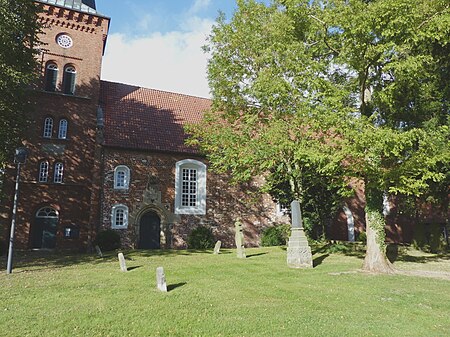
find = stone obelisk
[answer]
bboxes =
[287,200,313,268]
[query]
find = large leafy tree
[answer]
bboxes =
[188,0,449,273]
[0,0,41,167]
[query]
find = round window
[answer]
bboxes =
[56,34,73,48]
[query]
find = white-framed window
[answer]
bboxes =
[63,65,76,95]
[54,162,64,183]
[45,62,58,92]
[111,204,128,229]
[114,165,130,190]
[58,119,68,139]
[39,161,49,182]
[43,117,53,138]
[175,159,206,215]
[276,202,291,216]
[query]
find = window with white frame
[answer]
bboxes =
[63,65,76,95]
[175,159,206,215]
[58,119,68,139]
[276,202,291,216]
[111,204,128,229]
[39,161,49,182]
[114,165,130,190]
[45,62,58,92]
[43,117,53,138]
[53,162,64,183]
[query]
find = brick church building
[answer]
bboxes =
[0,0,299,252]
[4,0,443,253]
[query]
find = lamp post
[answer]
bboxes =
[6,147,28,274]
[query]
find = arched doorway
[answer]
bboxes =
[31,207,58,249]
[138,211,161,249]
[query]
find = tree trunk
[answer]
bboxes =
[362,212,395,274]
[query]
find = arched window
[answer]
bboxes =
[63,65,76,95]
[175,159,206,215]
[45,63,58,92]
[114,165,130,190]
[43,117,53,138]
[54,162,64,183]
[58,119,68,139]
[39,161,49,182]
[111,204,128,229]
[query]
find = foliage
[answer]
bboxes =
[0,239,6,256]
[413,223,447,254]
[260,223,290,246]
[1,248,449,336]
[187,0,450,272]
[0,0,41,169]
[93,229,121,252]
[187,226,215,249]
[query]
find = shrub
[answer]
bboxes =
[261,224,290,247]
[93,229,121,251]
[187,226,215,249]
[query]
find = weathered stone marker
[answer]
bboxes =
[287,200,313,268]
[156,267,167,292]
[213,240,222,254]
[95,245,103,258]
[118,252,127,272]
[234,220,246,259]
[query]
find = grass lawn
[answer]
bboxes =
[1,246,449,337]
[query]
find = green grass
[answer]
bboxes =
[1,247,449,337]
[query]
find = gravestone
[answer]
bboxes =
[95,245,103,258]
[156,267,167,292]
[118,252,127,272]
[287,200,313,268]
[234,220,246,259]
[213,240,222,254]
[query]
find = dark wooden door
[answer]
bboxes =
[31,218,57,249]
[138,211,161,249]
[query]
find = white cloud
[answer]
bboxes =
[189,0,211,15]
[101,18,213,98]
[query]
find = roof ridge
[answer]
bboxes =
[100,80,211,101]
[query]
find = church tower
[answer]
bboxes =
[2,0,110,251]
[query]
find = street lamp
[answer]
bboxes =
[6,147,28,274]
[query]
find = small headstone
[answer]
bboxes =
[95,245,103,258]
[287,200,313,268]
[156,267,167,292]
[213,240,222,254]
[234,220,246,259]
[118,252,127,272]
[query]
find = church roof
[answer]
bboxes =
[36,0,100,15]
[100,81,211,154]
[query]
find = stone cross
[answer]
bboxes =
[234,220,246,259]
[95,245,103,258]
[156,266,167,292]
[213,240,222,254]
[118,252,127,272]
[287,200,313,268]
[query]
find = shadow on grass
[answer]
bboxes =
[127,265,142,271]
[167,282,187,292]
[246,252,268,258]
[313,254,329,267]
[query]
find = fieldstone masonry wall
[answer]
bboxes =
[100,148,287,249]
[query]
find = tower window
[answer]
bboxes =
[114,165,130,190]
[39,161,49,182]
[43,117,53,138]
[54,162,64,183]
[63,65,76,95]
[111,204,128,229]
[45,63,58,92]
[58,119,68,139]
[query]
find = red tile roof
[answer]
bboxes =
[100,80,211,154]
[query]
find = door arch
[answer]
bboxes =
[31,207,58,249]
[138,211,161,249]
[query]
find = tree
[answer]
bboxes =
[188,0,449,273]
[0,0,41,168]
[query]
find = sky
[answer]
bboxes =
[97,0,248,98]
